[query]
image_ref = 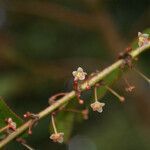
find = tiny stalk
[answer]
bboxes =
[94,86,98,102]
[21,143,35,150]
[16,138,35,150]
[133,68,150,84]
[51,115,57,134]
[105,85,125,102]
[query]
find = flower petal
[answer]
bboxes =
[138,32,142,37]
[142,34,149,38]
[72,71,77,76]
[97,108,103,113]
[77,67,83,72]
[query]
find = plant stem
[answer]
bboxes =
[51,115,57,134]
[21,143,35,150]
[133,68,150,83]
[94,86,98,102]
[0,43,149,149]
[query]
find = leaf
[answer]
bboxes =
[97,68,122,99]
[49,111,74,143]
[0,98,23,136]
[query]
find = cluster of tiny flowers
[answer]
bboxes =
[7,118,17,131]
[138,32,149,47]
[49,32,149,144]
[72,67,105,113]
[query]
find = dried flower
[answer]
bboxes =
[90,101,105,113]
[125,86,135,92]
[0,118,17,133]
[23,112,31,118]
[50,132,64,143]
[138,32,149,47]
[7,118,17,131]
[50,115,64,143]
[123,77,135,93]
[23,112,39,135]
[72,67,87,81]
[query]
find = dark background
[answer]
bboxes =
[0,0,150,149]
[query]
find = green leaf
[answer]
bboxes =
[49,112,74,143]
[0,98,23,136]
[97,68,121,99]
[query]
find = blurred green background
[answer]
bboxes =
[0,0,150,149]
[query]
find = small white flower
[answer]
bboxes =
[90,101,105,113]
[72,67,87,81]
[138,32,149,47]
[50,132,64,143]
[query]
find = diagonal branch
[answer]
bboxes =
[0,43,149,148]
